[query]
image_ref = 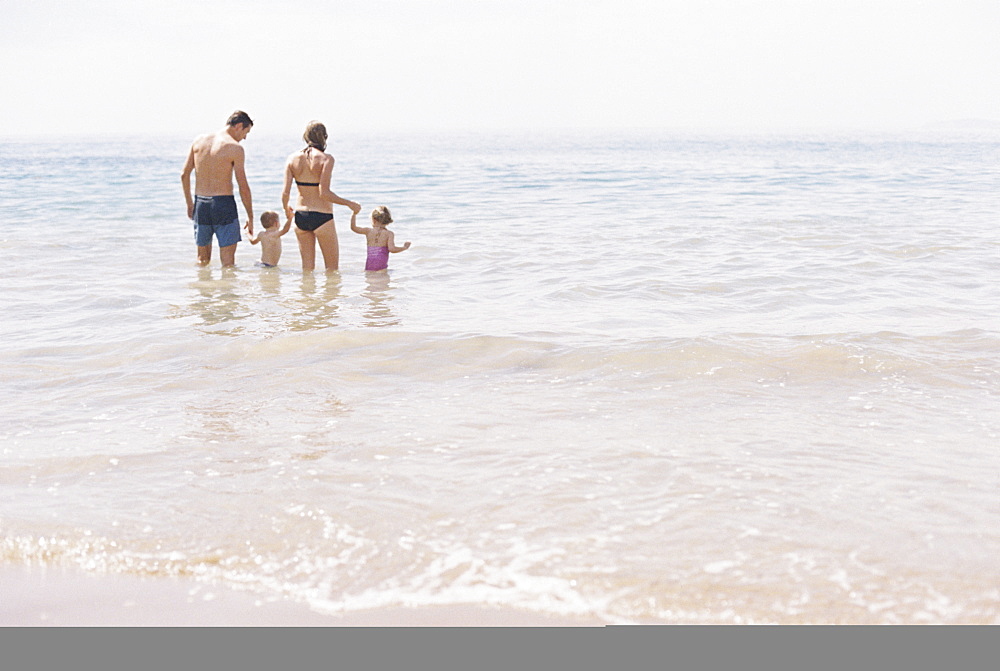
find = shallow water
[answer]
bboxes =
[1,130,998,622]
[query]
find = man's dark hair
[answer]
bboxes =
[227,110,254,127]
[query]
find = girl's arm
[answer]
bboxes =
[386,230,411,253]
[318,155,361,213]
[349,212,369,235]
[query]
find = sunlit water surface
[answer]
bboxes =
[1,130,998,623]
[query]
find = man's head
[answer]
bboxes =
[227,110,254,140]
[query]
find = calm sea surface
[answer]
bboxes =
[1,130,998,623]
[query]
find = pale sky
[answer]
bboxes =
[1,0,998,137]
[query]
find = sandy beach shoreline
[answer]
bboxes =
[0,565,604,627]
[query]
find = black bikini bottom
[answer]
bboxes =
[294,211,334,232]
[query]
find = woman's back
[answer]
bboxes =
[287,147,332,213]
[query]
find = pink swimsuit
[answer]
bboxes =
[365,246,389,271]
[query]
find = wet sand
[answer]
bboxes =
[0,566,604,627]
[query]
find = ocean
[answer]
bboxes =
[1,129,998,623]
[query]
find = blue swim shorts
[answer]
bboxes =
[193,195,241,247]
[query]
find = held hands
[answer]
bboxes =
[349,201,362,215]
[245,218,254,236]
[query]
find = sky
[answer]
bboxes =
[1,0,998,137]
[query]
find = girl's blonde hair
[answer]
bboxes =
[371,206,393,226]
[303,121,328,151]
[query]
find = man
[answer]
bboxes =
[181,110,254,266]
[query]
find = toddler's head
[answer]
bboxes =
[371,206,393,227]
[260,211,279,229]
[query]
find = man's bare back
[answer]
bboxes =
[190,132,243,196]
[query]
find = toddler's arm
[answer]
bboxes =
[277,214,293,237]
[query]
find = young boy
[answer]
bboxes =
[249,211,292,267]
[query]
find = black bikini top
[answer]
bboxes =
[296,144,325,187]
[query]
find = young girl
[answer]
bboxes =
[351,206,410,272]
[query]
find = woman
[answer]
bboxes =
[282,121,361,271]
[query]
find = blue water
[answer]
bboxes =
[1,129,998,623]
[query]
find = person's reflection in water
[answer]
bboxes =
[186,266,251,333]
[362,271,400,327]
[290,271,342,331]
[256,264,282,297]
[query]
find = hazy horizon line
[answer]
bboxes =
[3,118,1000,144]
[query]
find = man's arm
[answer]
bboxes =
[181,145,196,219]
[233,146,253,235]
